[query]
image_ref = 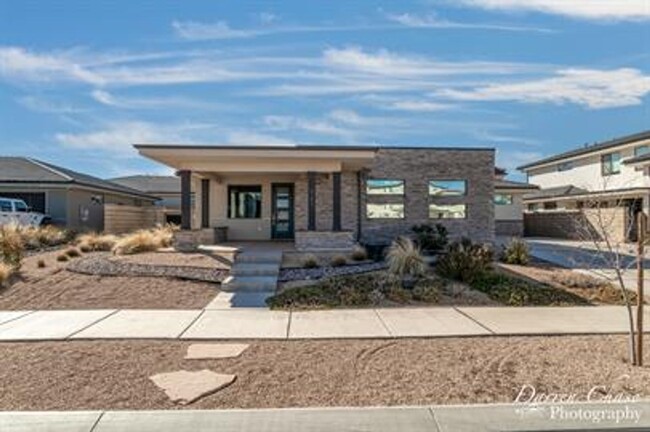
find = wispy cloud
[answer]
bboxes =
[90,89,224,110]
[384,100,455,112]
[263,115,352,137]
[454,0,650,21]
[438,68,650,109]
[386,11,554,32]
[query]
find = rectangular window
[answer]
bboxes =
[494,194,513,205]
[543,202,558,210]
[228,185,262,219]
[557,161,574,171]
[601,152,621,176]
[366,203,404,219]
[428,204,466,219]
[429,180,466,196]
[635,145,650,157]
[0,200,11,212]
[366,179,404,195]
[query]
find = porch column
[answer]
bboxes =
[201,178,210,229]
[332,172,341,231]
[307,171,316,230]
[179,170,192,230]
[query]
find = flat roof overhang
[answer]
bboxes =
[134,145,378,173]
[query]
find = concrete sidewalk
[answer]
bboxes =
[0,306,647,341]
[2,402,649,431]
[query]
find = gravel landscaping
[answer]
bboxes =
[67,253,228,283]
[278,262,386,282]
[0,251,218,310]
[1,335,648,410]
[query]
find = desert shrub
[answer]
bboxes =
[151,224,176,248]
[330,254,347,267]
[368,288,385,305]
[386,237,426,279]
[37,259,46,268]
[0,262,13,287]
[56,253,69,262]
[471,271,589,306]
[0,224,24,269]
[112,228,169,255]
[411,223,448,253]
[385,286,411,303]
[302,254,319,269]
[551,272,609,289]
[412,284,439,303]
[77,233,118,252]
[19,225,69,249]
[350,246,368,261]
[64,247,81,258]
[436,238,493,283]
[500,238,530,265]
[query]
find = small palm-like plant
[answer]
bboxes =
[386,237,426,289]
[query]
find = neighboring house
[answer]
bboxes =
[110,175,185,225]
[135,144,495,249]
[518,130,650,241]
[493,168,538,237]
[0,157,159,232]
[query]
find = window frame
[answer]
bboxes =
[494,193,514,205]
[635,145,650,157]
[366,203,405,220]
[366,178,405,196]
[428,179,467,197]
[227,185,263,219]
[601,152,621,176]
[428,203,467,220]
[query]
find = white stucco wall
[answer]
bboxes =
[527,144,650,192]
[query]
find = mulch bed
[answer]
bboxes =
[1,336,649,410]
[67,254,228,283]
[278,262,387,282]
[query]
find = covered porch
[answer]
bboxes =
[135,144,376,250]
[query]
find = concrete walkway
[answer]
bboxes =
[3,402,649,431]
[0,305,647,341]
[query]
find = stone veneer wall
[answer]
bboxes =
[294,172,358,232]
[495,220,524,237]
[295,230,356,250]
[361,148,495,244]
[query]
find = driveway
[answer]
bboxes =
[515,237,650,293]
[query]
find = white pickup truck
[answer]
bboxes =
[0,197,51,227]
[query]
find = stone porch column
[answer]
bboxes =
[332,171,341,231]
[178,170,192,230]
[201,178,210,229]
[307,171,316,230]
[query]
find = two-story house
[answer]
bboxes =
[518,130,650,242]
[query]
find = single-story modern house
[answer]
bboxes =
[0,157,159,232]
[135,144,496,249]
[110,175,185,225]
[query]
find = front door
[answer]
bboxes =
[271,184,294,239]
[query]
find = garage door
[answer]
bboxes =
[0,192,46,213]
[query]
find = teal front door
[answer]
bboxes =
[271,184,294,239]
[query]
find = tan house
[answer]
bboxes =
[519,130,650,241]
[135,144,496,250]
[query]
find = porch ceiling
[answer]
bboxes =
[135,145,377,173]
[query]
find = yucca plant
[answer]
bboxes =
[500,237,530,265]
[386,236,426,289]
[436,238,493,283]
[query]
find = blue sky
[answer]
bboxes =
[1,0,649,180]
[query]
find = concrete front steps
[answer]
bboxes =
[221,251,282,293]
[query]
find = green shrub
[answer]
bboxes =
[386,237,426,278]
[330,254,347,267]
[412,284,439,303]
[411,223,448,252]
[436,238,493,283]
[350,246,368,261]
[302,254,319,269]
[385,286,411,303]
[500,238,530,265]
[56,253,69,262]
[65,247,81,258]
[471,271,589,306]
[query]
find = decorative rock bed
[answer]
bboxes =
[278,262,386,283]
[67,254,228,283]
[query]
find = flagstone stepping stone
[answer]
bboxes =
[185,343,249,360]
[150,370,236,405]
